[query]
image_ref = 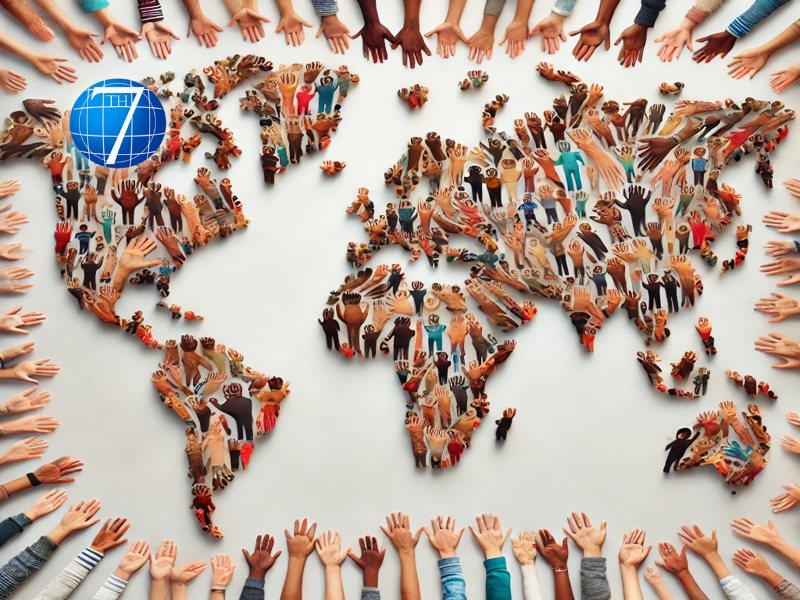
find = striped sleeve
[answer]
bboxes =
[91,575,128,600]
[138,0,164,23]
[311,0,338,16]
[33,548,104,600]
[0,536,58,599]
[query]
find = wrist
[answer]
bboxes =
[94,8,116,26]
[438,550,456,559]
[484,549,502,559]
[324,564,341,574]
[22,509,39,521]
[549,11,566,20]
[248,569,267,580]
[48,525,69,545]
[403,16,420,27]
[113,568,131,582]
[583,547,602,558]
[363,568,379,588]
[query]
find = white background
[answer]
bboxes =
[0,0,799,598]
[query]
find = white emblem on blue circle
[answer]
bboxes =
[70,79,166,168]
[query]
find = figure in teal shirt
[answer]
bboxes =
[553,141,585,191]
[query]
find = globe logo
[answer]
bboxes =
[70,78,166,168]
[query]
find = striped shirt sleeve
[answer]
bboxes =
[33,547,104,600]
[91,575,128,600]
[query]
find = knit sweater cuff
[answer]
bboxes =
[311,0,338,16]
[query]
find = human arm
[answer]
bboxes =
[313,0,350,54]
[0,457,82,502]
[727,20,800,79]
[0,489,66,548]
[732,548,793,597]
[392,0,430,68]
[511,532,543,600]
[31,0,103,61]
[731,518,800,570]
[381,513,422,600]
[348,536,385,598]
[138,0,180,59]
[350,0,396,62]
[91,7,141,62]
[619,529,650,600]
[0,359,60,383]
[316,530,348,600]
[0,387,50,415]
[280,519,316,600]
[470,514,511,600]
[425,516,466,600]
[770,63,800,93]
[274,0,312,45]
[467,1,501,64]
[534,529,574,600]
[655,543,708,600]
[0,307,45,335]
[210,554,234,600]
[92,541,150,600]
[33,518,128,600]
[180,0,222,46]
[242,533,281,600]
[224,0,270,43]
[0,438,48,466]
[615,0,667,67]
[423,0,467,58]
[0,31,77,83]
[563,513,609,600]
[569,0,621,61]
[169,561,206,600]
[644,568,675,600]
[499,0,534,57]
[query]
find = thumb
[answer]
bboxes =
[241,549,251,562]
[424,25,440,37]
[604,34,611,50]
[614,34,622,46]
[315,25,323,38]
[687,37,694,50]
[529,25,540,36]
[169,30,180,40]
[696,35,710,43]
[227,16,238,26]
[349,28,362,39]
[498,34,507,45]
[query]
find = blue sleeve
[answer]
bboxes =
[634,0,668,27]
[238,578,264,600]
[362,587,381,600]
[485,557,512,600]
[77,0,110,13]
[726,0,791,37]
[0,515,31,549]
[719,575,757,600]
[311,0,338,16]
[438,557,467,600]
[552,0,577,16]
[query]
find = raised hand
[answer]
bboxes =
[33,456,83,483]
[116,541,151,578]
[101,21,141,62]
[317,15,350,54]
[28,55,77,84]
[771,484,800,512]
[381,512,423,552]
[563,512,606,556]
[23,488,68,521]
[469,513,510,559]
[66,26,103,62]
[0,206,29,234]
[141,21,179,59]
[210,553,235,589]
[244,533,282,578]
[187,13,222,47]
[228,7,270,43]
[770,63,800,93]
[348,536,385,586]
[285,518,317,558]
[511,531,537,565]
[424,515,464,558]
[529,12,567,54]
[315,529,348,567]
[90,518,130,552]
[754,292,800,322]
[150,540,177,581]
[1,386,50,413]
[654,542,689,575]
[275,10,311,46]
[654,23,693,62]
[755,332,800,368]
[570,21,610,62]
[424,20,468,59]
[350,20,395,63]
[534,529,569,568]
[393,22,431,68]
[52,499,102,540]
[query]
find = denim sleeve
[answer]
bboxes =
[552,0,577,16]
[362,587,381,600]
[311,0,338,16]
[0,515,30,549]
[438,557,467,600]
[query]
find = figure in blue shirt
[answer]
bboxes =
[691,147,707,187]
[553,140,585,191]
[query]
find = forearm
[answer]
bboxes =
[170,580,187,600]
[402,0,421,23]
[485,557,512,600]
[0,515,29,548]
[477,13,500,32]
[239,578,264,600]
[727,0,791,38]
[91,575,127,600]
[595,0,621,24]
[443,0,466,23]
[703,553,731,581]
[634,0,667,27]
[31,0,78,32]
[0,474,34,498]
[354,0,379,22]
[324,567,344,600]
[775,579,800,600]
[279,557,306,600]
[620,565,643,600]
[718,575,756,600]
[398,551,421,600]
[211,591,224,600]
[0,536,58,599]
[648,580,674,600]
[33,548,103,600]
[484,0,505,17]
[553,569,575,600]
[180,0,204,17]
[758,21,800,55]
[439,557,467,600]
[685,0,725,24]
[519,563,543,600]
[676,570,709,600]
[274,0,297,16]
[769,538,800,568]
[149,579,169,600]
[581,557,611,600]
[222,0,244,17]
[513,0,534,21]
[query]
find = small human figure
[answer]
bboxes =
[397,200,417,234]
[664,428,700,473]
[643,274,663,310]
[424,314,446,356]
[691,147,707,187]
[495,407,516,441]
[210,383,254,442]
[553,141,585,191]
[384,316,415,360]
[499,158,521,204]
[74,224,95,255]
[362,324,380,358]
[434,352,451,385]
[485,168,502,208]
[538,185,559,224]
[590,265,608,295]
[662,270,680,313]
[552,241,569,277]
[57,181,82,220]
[319,308,340,351]
[519,193,540,230]
[464,166,484,203]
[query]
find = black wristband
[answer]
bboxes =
[26,473,41,486]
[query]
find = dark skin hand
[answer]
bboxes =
[351,0,396,63]
[348,536,386,588]
[693,30,736,62]
[243,534,282,580]
[570,21,611,61]
[535,529,574,600]
[392,0,430,68]
[615,23,647,67]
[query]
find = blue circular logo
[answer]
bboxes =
[70,78,166,168]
